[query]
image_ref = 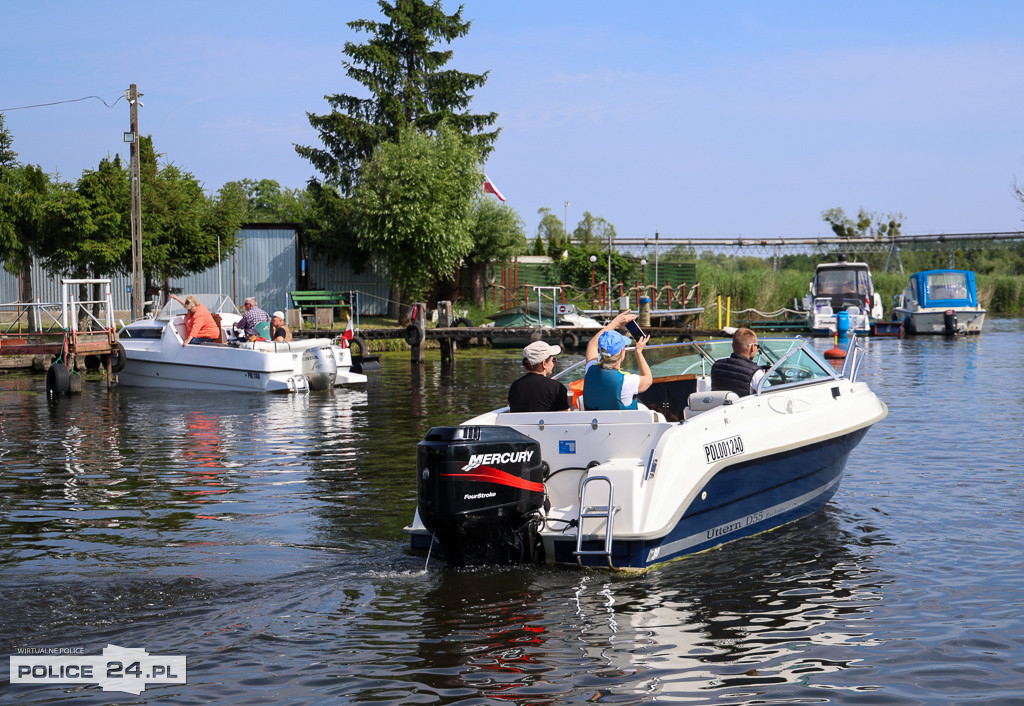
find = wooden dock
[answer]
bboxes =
[0,279,123,393]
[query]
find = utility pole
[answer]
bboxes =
[127,84,144,319]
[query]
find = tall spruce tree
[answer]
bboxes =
[296,0,498,196]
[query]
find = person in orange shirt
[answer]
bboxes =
[169,294,221,346]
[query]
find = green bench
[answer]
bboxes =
[289,290,352,328]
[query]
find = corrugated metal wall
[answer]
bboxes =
[170,225,298,315]
[0,225,392,316]
[305,257,391,315]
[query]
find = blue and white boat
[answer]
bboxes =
[406,336,887,570]
[894,269,986,335]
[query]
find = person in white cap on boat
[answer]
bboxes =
[270,311,293,342]
[508,340,570,413]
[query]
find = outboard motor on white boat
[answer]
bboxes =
[417,426,545,566]
[943,309,958,335]
[302,346,337,390]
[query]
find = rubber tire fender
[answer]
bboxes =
[452,316,472,344]
[560,332,579,350]
[110,342,127,372]
[404,324,425,346]
[349,335,368,357]
[46,361,71,396]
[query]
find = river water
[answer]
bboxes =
[2,319,1023,704]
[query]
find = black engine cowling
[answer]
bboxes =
[417,425,545,566]
[943,309,958,335]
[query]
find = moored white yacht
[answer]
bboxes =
[117,295,367,392]
[802,258,884,335]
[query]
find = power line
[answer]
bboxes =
[0,94,124,113]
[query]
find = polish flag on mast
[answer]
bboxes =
[483,174,506,202]
[338,315,354,348]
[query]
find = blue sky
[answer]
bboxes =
[4,1,1024,240]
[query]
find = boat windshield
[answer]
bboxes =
[925,272,969,303]
[555,337,839,393]
[814,266,871,298]
[156,294,239,320]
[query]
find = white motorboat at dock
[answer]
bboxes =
[117,295,367,392]
[406,335,887,570]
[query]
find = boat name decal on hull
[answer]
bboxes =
[704,435,744,463]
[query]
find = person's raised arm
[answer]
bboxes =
[634,334,653,392]
[585,312,637,363]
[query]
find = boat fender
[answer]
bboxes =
[349,335,368,357]
[110,342,127,372]
[453,317,472,344]
[404,324,424,346]
[46,361,71,396]
[560,332,579,350]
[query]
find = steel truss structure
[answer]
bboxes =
[609,231,1024,270]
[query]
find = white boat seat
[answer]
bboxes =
[683,390,739,420]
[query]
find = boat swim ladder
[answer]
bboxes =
[573,475,619,569]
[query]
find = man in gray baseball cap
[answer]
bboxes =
[507,340,570,413]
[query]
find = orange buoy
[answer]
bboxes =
[824,332,847,359]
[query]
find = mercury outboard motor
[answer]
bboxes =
[417,426,545,566]
[943,310,958,335]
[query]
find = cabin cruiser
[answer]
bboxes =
[893,269,986,335]
[116,294,367,392]
[802,259,884,335]
[406,336,887,570]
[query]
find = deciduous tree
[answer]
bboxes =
[822,207,903,240]
[536,206,568,256]
[463,196,527,308]
[573,211,617,250]
[350,125,480,301]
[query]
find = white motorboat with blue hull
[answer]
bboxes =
[118,294,367,392]
[406,336,887,570]
[559,427,868,568]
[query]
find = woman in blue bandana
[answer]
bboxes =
[582,312,653,410]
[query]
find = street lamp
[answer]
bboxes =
[640,258,648,309]
[654,230,659,294]
[607,235,613,313]
[589,255,597,308]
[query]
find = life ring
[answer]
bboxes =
[110,342,127,372]
[349,335,368,357]
[46,361,70,396]
[560,332,579,350]
[453,316,472,344]
[404,324,424,346]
